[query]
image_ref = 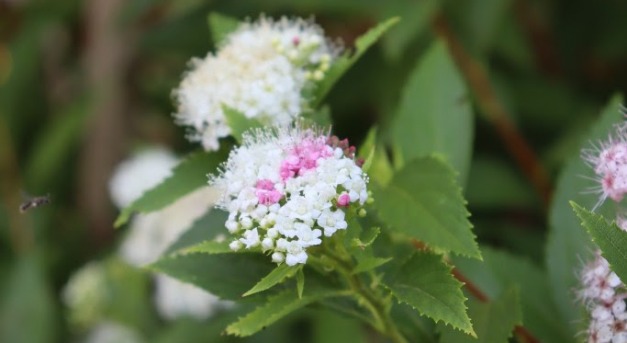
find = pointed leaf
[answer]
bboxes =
[439,287,521,342]
[207,12,239,46]
[180,240,232,255]
[296,269,305,299]
[226,286,344,337]
[242,264,301,297]
[115,150,228,227]
[164,209,229,254]
[384,252,474,336]
[546,94,623,330]
[391,41,473,184]
[572,202,627,284]
[375,156,481,259]
[313,17,400,107]
[352,257,392,274]
[150,252,274,300]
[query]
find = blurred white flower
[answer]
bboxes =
[211,125,368,266]
[109,147,178,208]
[62,262,109,329]
[154,275,233,321]
[84,321,143,343]
[173,16,341,151]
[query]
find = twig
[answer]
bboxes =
[432,13,552,208]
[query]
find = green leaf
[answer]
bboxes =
[375,156,481,259]
[546,94,623,331]
[179,240,233,255]
[439,287,521,342]
[226,286,344,337]
[164,209,229,254]
[296,269,305,299]
[384,252,474,336]
[352,257,392,274]
[207,12,239,46]
[312,309,367,343]
[0,254,57,343]
[223,106,264,143]
[572,202,627,284]
[390,41,473,184]
[453,247,572,342]
[243,264,301,297]
[150,252,275,300]
[115,150,227,227]
[358,127,377,173]
[313,17,400,107]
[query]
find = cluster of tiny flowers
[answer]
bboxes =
[62,262,109,329]
[110,147,229,320]
[578,251,627,343]
[173,16,341,151]
[583,117,627,208]
[211,126,368,266]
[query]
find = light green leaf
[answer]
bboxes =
[546,94,623,331]
[385,252,474,336]
[313,17,400,107]
[358,127,377,173]
[453,247,572,342]
[226,286,344,337]
[296,269,305,299]
[115,150,227,227]
[439,287,521,342]
[572,202,627,284]
[391,41,473,184]
[207,12,239,46]
[375,156,481,259]
[164,209,228,254]
[350,226,380,249]
[223,106,264,143]
[179,240,232,255]
[150,252,275,300]
[243,264,301,297]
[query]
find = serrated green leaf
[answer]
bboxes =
[572,202,627,284]
[453,247,572,342]
[391,41,473,185]
[180,240,233,255]
[439,287,521,342]
[352,257,392,274]
[313,17,400,107]
[243,264,301,297]
[164,209,229,255]
[375,156,481,259]
[226,286,344,337]
[384,252,474,336]
[546,94,623,331]
[223,106,264,143]
[150,252,274,300]
[207,12,239,46]
[115,150,228,227]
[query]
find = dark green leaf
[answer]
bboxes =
[375,156,481,259]
[296,269,305,299]
[150,252,275,300]
[313,17,400,107]
[208,12,240,46]
[352,257,392,274]
[312,310,367,343]
[390,41,473,184]
[572,202,627,284]
[384,252,475,336]
[115,150,228,227]
[243,264,301,297]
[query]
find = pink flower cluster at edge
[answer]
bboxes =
[254,136,335,206]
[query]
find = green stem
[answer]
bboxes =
[323,249,408,343]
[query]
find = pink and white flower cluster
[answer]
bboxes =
[210,126,368,266]
[579,251,627,343]
[173,16,341,151]
[583,121,627,208]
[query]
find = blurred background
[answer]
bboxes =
[1,0,627,341]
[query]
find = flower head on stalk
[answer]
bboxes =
[173,16,342,151]
[210,125,369,266]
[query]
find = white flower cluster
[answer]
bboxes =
[62,262,109,328]
[173,16,341,151]
[109,147,228,320]
[579,251,627,343]
[211,126,368,266]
